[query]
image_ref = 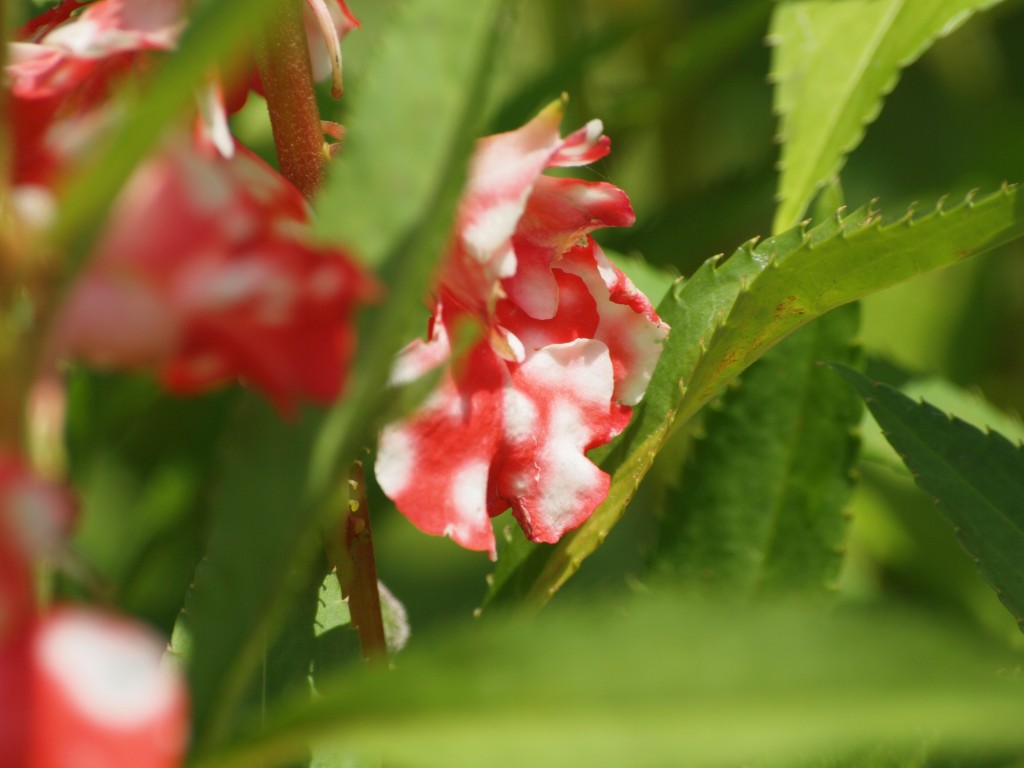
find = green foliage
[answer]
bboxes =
[191,596,1024,768]
[313,0,508,267]
[652,304,862,596]
[836,367,1024,629]
[770,0,1005,231]
[860,373,1024,471]
[63,374,234,630]
[182,398,326,749]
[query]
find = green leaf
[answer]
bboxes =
[860,374,1024,471]
[310,571,361,690]
[191,596,1024,768]
[769,0,1005,231]
[489,185,1024,607]
[681,188,1024,432]
[63,373,233,631]
[833,366,1024,631]
[183,398,326,750]
[314,0,510,268]
[486,8,658,133]
[314,572,353,638]
[652,303,862,596]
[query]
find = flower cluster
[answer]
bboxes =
[375,102,669,557]
[2,1,365,764]
[0,455,188,768]
[8,0,371,412]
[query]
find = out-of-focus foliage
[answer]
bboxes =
[194,596,1024,768]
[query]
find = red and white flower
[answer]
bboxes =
[375,103,669,557]
[6,0,373,413]
[7,0,183,186]
[52,138,375,413]
[0,454,188,768]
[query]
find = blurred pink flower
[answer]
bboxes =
[0,454,187,768]
[375,103,669,557]
[52,139,375,414]
[7,0,373,414]
[7,0,182,186]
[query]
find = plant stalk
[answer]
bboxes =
[323,461,388,663]
[254,0,327,200]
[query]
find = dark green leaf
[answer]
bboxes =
[833,365,1024,630]
[63,373,233,631]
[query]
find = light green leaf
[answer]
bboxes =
[490,185,1024,607]
[191,596,1024,768]
[652,304,862,596]
[770,0,1004,231]
[314,573,352,638]
[834,366,1024,630]
[682,188,1024,431]
[314,0,510,267]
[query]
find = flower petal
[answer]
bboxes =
[557,243,670,406]
[443,101,566,315]
[376,337,506,557]
[378,106,668,555]
[30,607,188,768]
[548,118,611,167]
[497,339,626,543]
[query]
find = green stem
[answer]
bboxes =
[255,0,327,200]
[323,462,387,663]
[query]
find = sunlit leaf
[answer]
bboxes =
[769,0,1005,231]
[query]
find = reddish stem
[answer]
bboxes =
[324,462,388,663]
[255,0,327,200]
